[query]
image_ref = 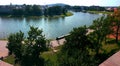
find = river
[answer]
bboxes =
[0,12,102,39]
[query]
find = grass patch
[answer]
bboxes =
[0,38,7,40]
[41,51,58,66]
[102,44,119,53]
[65,12,73,16]
[106,39,116,44]
[3,55,15,65]
[45,12,73,18]
[87,11,113,14]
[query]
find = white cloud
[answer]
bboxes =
[0,0,119,6]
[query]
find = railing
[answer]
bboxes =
[56,34,70,40]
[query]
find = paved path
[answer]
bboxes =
[0,60,13,66]
[0,40,13,66]
[0,40,8,58]
[99,51,120,66]
[50,38,66,48]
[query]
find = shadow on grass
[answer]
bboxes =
[106,39,116,44]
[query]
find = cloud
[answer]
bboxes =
[0,0,119,6]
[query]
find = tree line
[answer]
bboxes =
[12,5,67,16]
[13,5,42,16]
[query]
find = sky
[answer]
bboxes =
[0,0,120,6]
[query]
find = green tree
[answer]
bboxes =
[44,8,48,17]
[112,9,120,43]
[7,26,47,66]
[72,6,82,12]
[89,16,112,55]
[32,5,42,16]
[7,31,24,60]
[58,26,99,66]
[25,5,33,16]
[21,26,47,66]
[12,9,24,16]
[47,6,67,16]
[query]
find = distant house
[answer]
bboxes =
[106,8,113,12]
[99,51,120,66]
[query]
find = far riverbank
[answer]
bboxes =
[0,12,73,18]
[87,11,113,14]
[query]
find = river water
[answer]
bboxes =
[0,12,102,39]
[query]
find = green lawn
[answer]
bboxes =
[101,38,120,57]
[3,55,15,65]
[46,12,73,18]
[65,12,73,16]
[87,11,113,14]
[41,51,58,66]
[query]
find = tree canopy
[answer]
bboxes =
[7,26,47,66]
[44,6,67,16]
[57,26,99,66]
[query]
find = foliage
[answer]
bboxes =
[44,6,67,16]
[111,8,120,43]
[7,26,47,66]
[71,6,82,12]
[57,16,117,66]
[3,55,15,65]
[41,52,58,66]
[89,16,113,55]
[7,31,24,58]
[87,11,113,14]
[89,6,105,11]
[57,26,99,66]
[13,9,24,16]
[12,5,42,16]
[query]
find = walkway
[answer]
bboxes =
[0,40,8,58]
[50,38,66,48]
[0,40,13,66]
[0,60,13,66]
[99,51,120,66]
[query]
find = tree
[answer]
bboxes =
[21,26,47,66]
[7,31,24,64]
[89,16,112,55]
[12,9,24,16]
[72,6,82,12]
[7,31,24,57]
[44,8,48,17]
[7,26,47,66]
[32,5,42,16]
[58,26,99,66]
[25,5,32,16]
[47,6,67,16]
[111,8,120,43]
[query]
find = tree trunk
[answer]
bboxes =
[116,25,120,44]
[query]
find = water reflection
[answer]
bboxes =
[0,12,102,39]
[25,17,42,22]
